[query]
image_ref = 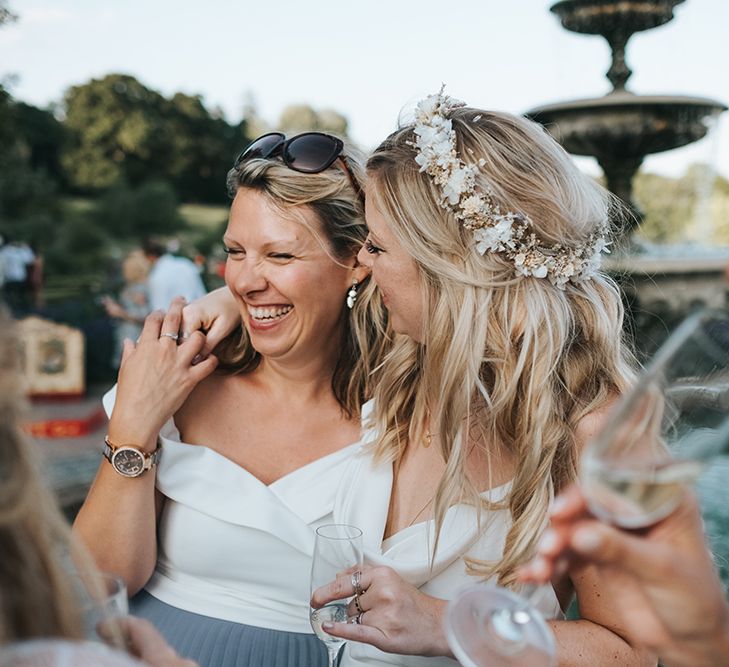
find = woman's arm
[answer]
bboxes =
[73,299,218,594]
[544,406,656,665]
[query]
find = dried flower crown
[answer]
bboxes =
[410,88,610,288]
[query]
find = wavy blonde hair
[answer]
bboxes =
[0,310,121,644]
[366,109,636,587]
[216,139,388,417]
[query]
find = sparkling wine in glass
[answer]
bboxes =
[310,524,363,667]
[581,309,729,528]
[445,583,557,667]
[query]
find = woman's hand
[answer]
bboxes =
[108,297,219,448]
[181,287,241,357]
[520,484,729,667]
[310,565,451,658]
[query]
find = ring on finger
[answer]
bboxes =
[353,594,363,615]
[354,611,364,625]
[160,332,179,341]
[351,570,363,597]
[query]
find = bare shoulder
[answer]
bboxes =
[174,371,244,430]
[574,395,621,450]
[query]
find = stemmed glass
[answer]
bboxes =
[581,308,729,527]
[310,524,363,667]
[445,583,556,666]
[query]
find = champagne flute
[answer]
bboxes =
[74,571,129,640]
[310,524,363,667]
[445,583,557,667]
[581,308,729,528]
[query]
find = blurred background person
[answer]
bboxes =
[102,250,152,369]
[0,238,35,316]
[142,239,206,312]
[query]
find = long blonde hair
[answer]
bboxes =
[0,310,87,642]
[216,139,388,417]
[366,109,636,586]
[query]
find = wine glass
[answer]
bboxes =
[445,583,557,667]
[581,308,729,528]
[75,571,129,640]
[310,524,363,667]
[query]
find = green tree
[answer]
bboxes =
[0,84,59,244]
[166,92,247,202]
[634,166,729,246]
[93,180,185,239]
[61,74,173,191]
[278,104,349,136]
[0,1,16,26]
[61,74,247,202]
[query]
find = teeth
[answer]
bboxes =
[247,304,293,321]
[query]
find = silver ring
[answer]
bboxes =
[351,570,363,597]
[354,611,364,625]
[160,332,179,341]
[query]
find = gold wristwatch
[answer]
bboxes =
[103,435,162,478]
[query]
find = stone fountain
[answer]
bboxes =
[527,0,727,340]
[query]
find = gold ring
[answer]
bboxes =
[354,594,363,614]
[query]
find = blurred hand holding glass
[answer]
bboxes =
[582,309,729,528]
[445,309,729,666]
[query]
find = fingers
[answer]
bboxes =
[200,317,234,356]
[549,484,589,521]
[139,310,165,343]
[311,570,358,608]
[320,618,385,646]
[159,297,185,340]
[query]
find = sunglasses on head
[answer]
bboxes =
[234,131,364,205]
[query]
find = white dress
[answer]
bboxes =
[103,387,363,634]
[333,407,562,667]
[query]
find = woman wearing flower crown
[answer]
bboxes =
[182,91,653,666]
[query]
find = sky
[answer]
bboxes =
[1,0,728,180]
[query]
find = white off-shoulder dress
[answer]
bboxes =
[102,387,364,666]
[333,405,563,667]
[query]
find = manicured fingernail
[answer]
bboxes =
[537,529,559,554]
[572,526,602,553]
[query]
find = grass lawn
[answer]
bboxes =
[179,203,228,230]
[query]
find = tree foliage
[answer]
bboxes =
[634,166,729,246]
[0,1,16,26]
[278,104,349,136]
[61,74,248,202]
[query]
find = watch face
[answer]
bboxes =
[112,447,145,477]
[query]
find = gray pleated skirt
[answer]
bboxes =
[131,590,332,667]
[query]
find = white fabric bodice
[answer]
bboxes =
[103,387,365,634]
[333,416,562,667]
